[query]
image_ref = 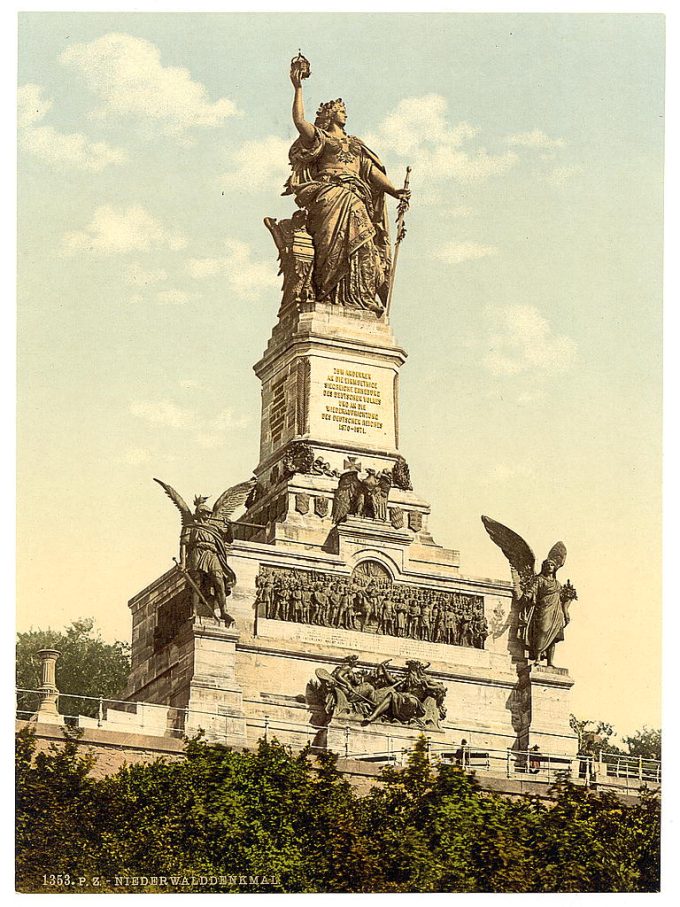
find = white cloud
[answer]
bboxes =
[443,205,474,218]
[483,305,577,376]
[506,129,565,150]
[156,289,195,305]
[62,205,187,256]
[60,33,241,138]
[126,288,198,306]
[366,94,518,184]
[196,408,250,449]
[18,83,126,172]
[545,165,582,186]
[17,84,52,128]
[187,239,278,299]
[488,462,534,483]
[129,397,248,448]
[20,126,127,172]
[130,400,193,429]
[434,241,498,265]
[367,95,477,157]
[417,145,518,183]
[220,135,291,193]
[186,257,224,279]
[515,389,546,406]
[124,263,168,287]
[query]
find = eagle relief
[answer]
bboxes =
[331,464,393,523]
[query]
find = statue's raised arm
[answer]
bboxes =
[289,52,315,146]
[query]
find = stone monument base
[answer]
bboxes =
[126,298,578,763]
[124,548,577,761]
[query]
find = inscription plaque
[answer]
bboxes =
[321,367,383,435]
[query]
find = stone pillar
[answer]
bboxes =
[528,664,578,760]
[184,621,247,747]
[31,649,62,725]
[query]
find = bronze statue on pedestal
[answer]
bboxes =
[481,515,578,667]
[154,477,255,625]
[269,53,410,317]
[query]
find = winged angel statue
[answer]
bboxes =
[481,515,578,667]
[154,477,254,624]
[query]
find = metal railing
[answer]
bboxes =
[16,688,660,792]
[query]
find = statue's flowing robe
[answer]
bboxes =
[285,127,391,313]
[186,522,236,588]
[388,690,426,722]
[524,574,565,659]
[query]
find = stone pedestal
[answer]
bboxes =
[528,664,577,757]
[125,298,577,761]
[184,622,246,745]
[124,592,246,746]
[254,301,406,475]
[31,648,61,725]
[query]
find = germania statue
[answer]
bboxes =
[279,52,410,316]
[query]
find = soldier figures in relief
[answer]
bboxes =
[154,477,254,625]
[255,564,488,650]
[481,515,578,667]
[285,54,410,316]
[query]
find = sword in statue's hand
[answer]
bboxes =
[385,166,412,318]
[173,557,217,619]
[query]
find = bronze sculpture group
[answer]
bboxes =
[482,515,578,668]
[311,655,447,729]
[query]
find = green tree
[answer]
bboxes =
[570,715,662,761]
[16,727,102,890]
[15,730,661,894]
[621,727,661,761]
[569,714,621,754]
[16,618,130,718]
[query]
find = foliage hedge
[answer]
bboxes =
[16,729,660,893]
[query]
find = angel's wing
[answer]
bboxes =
[153,477,194,529]
[212,478,256,520]
[481,515,536,585]
[546,541,567,570]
